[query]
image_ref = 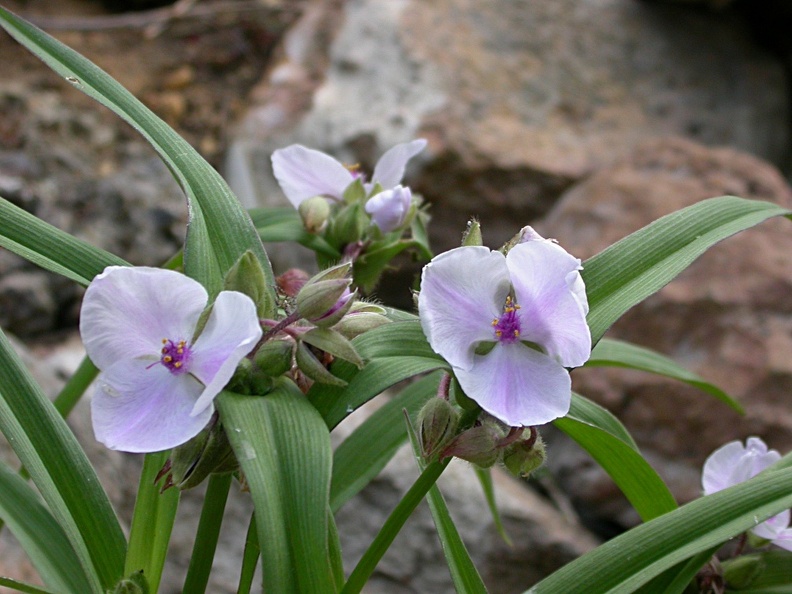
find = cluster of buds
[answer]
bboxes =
[416,377,547,478]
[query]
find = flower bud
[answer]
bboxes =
[296,278,353,324]
[333,311,391,339]
[418,397,460,459]
[722,555,763,589]
[298,196,331,233]
[276,268,310,297]
[440,420,506,468]
[254,339,294,377]
[111,571,148,594]
[365,185,412,233]
[226,357,254,395]
[167,420,238,491]
[223,250,275,318]
[502,431,546,478]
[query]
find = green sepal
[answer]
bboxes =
[461,219,483,247]
[296,342,348,386]
[302,327,364,368]
[108,571,148,594]
[167,420,238,491]
[223,250,275,319]
[722,554,765,589]
[343,178,367,204]
[254,339,294,377]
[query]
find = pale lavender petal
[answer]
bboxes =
[770,526,792,551]
[419,246,511,370]
[702,440,751,494]
[745,436,782,475]
[753,510,791,541]
[370,139,427,190]
[271,145,354,207]
[506,240,591,367]
[190,291,263,414]
[455,342,571,426]
[91,358,213,453]
[365,185,412,232]
[80,266,208,371]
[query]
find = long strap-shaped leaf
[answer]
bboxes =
[526,467,792,594]
[217,381,337,594]
[0,329,125,593]
[588,338,742,413]
[0,7,275,302]
[0,462,93,594]
[0,196,128,286]
[583,196,792,344]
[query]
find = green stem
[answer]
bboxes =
[340,458,451,594]
[52,355,98,418]
[182,473,233,594]
[236,513,259,594]
[124,451,179,593]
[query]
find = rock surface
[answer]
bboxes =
[229,0,789,254]
[539,136,792,528]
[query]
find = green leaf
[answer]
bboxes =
[0,7,275,303]
[527,467,792,594]
[588,338,742,413]
[473,467,512,546]
[330,371,442,512]
[183,473,233,594]
[405,414,488,594]
[0,577,55,594]
[583,196,792,344]
[724,550,792,592]
[0,328,125,593]
[0,462,93,594]
[250,207,341,258]
[0,195,127,286]
[554,394,677,522]
[236,514,259,594]
[310,356,448,429]
[217,381,337,594]
[639,548,718,594]
[124,450,179,594]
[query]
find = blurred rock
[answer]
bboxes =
[538,136,792,529]
[228,0,789,256]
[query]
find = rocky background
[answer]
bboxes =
[2,0,792,592]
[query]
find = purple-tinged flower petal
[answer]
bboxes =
[753,510,792,541]
[80,266,207,371]
[768,527,792,552]
[370,139,427,190]
[91,358,213,452]
[365,185,412,232]
[271,145,354,207]
[190,291,262,414]
[702,437,781,495]
[506,240,591,367]
[419,246,511,370]
[455,343,571,426]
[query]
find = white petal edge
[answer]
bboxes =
[271,145,354,207]
[371,139,427,190]
[418,246,510,370]
[91,358,213,453]
[80,266,208,371]
[506,240,591,367]
[190,291,263,415]
[454,342,571,427]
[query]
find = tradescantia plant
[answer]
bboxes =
[2,5,792,594]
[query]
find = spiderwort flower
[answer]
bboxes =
[418,230,590,427]
[271,139,426,207]
[365,184,412,232]
[80,266,262,453]
[702,437,792,550]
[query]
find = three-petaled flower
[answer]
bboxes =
[418,229,591,427]
[80,266,262,453]
[702,436,792,550]
[271,139,426,231]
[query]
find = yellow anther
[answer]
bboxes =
[491,319,498,326]
[514,330,520,337]
[162,338,167,344]
[495,330,502,337]
[174,362,182,368]
[163,355,172,363]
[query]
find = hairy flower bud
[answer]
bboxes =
[334,311,391,339]
[418,397,460,460]
[440,419,506,468]
[167,420,238,491]
[461,219,482,247]
[295,263,356,325]
[254,339,294,377]
[111,571,148,594]
[298,196,331,233]
[295,342,347,386]
[502,430,546,478]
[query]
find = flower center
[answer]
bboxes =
[159,338,192,375]
[492,296,522,344]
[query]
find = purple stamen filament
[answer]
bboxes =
[492,296,521,344]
